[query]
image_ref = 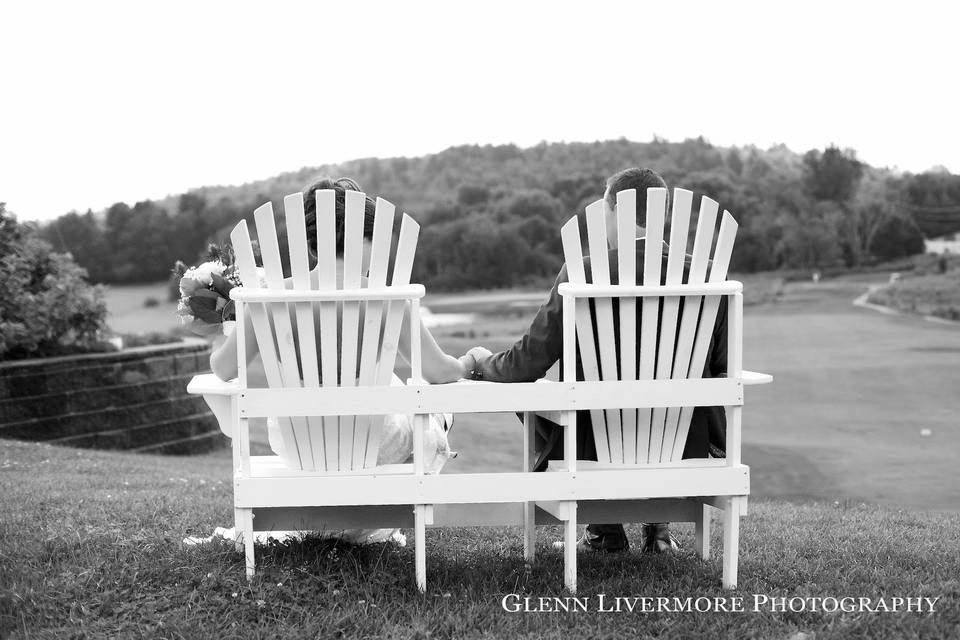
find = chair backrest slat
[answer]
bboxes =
[315,190,339,471]
[662,196,718,460]
[649,189,693,462]
[585,201,623,463]
[285,193,324,470]
[615,190,638,464]
[560,217,610,462]
[366,213,420,468]
[638,188,666,462]
[254,203,314,470]
[670,210,738,461]
[336,191,366,471]
[230,215,302,469]
[352,198,396,469]
[285,194,320,387]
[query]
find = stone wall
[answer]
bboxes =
[0,340,226,454]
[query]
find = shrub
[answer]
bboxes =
[144,297,160,308]
[868,271,960,321]
[911,252,960,276]
[0,206,109,360]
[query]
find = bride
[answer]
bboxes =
[207,176,480,545]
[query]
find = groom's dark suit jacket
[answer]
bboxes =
[470,242,727,465]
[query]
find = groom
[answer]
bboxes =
[462,167,728,553]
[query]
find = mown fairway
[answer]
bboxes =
[428,274,960,513]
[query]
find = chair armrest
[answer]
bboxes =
[187,374,240,437]
[187,373,240,396]
[741,370,773,385]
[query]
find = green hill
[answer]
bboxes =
[37,138,958,288]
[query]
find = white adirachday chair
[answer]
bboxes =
[225,190,439,585]
[523,187,771,591]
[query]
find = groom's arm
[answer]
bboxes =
[469,265,568,383]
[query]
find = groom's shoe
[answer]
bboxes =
[552,524,629,553]
[640,522,681,553]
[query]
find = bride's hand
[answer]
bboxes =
[458,346,492,378]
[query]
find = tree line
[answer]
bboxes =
[34,138,960,291]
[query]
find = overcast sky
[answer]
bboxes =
[2,1,957,222]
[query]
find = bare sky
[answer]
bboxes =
[2,0,957,222]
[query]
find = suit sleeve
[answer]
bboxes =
[472,265,568,382]
[709,295,728,377]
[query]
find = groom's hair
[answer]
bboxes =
[605,168,669,225]
[302,177,377,257]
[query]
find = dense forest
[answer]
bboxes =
[35,138,960,291]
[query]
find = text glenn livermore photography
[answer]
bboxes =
[501,593,942,615]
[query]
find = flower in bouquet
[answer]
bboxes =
[174,244,245,337]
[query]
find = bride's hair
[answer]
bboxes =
[302,177,377,256]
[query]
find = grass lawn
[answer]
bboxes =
[43,271,956,637]
[102,282,180,335]
[2,438,959,639]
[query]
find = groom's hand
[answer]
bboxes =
[458,346,492,379]
[467,346,492,362]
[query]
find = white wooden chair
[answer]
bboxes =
[521,187,771,592]
[187,187,769,594]
[214,190,441,585]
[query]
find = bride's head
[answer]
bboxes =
[302,176,377,266]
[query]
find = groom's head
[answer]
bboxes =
[603,168,669,240]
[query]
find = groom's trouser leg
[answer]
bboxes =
[519,412,625,546]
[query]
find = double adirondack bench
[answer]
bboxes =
[187,186,771,593]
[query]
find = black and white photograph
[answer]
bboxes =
[1,1,958,638]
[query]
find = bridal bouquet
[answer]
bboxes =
[174,244,243,337]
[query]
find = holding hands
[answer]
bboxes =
[458,346,492,379]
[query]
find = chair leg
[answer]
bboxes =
[522,412,536,563]
[233,507,244,553]
[237,508,255,580]
[563,501,577,594]
[722,497,742,589]
[696,503,711,560]
[523,502,536,562]
[414,504,427,592]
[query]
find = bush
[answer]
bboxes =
[868,271,960,321]
[0,206,109,361]
[911,252,960,276]
[143,297,160,308]
[119,331,181,348]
